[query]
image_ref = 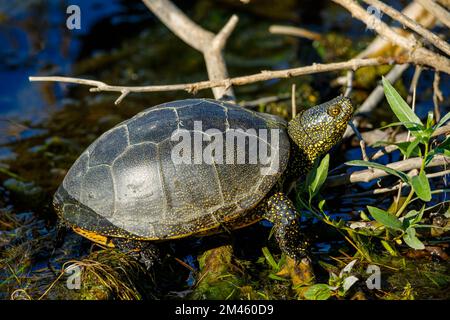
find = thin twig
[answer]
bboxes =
[326,155,450,187]
[344,70,354,97]
[407,65,422,105]
[291,84,297,119]
[269,25,322,41]
[367,124,450,161]
[349,122,371,166]
[239,94,290,108]
[340,169,450,198]
[29,57,395,104]
[433,71,443,122]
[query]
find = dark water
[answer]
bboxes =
[0,0,449,300]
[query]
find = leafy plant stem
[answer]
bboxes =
[395,189,414,217]
[395,141,430,217]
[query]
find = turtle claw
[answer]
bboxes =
[111,238,160,270]
[138,247,160,271]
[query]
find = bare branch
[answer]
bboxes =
[407,65,423,105]
[141,0,237,100]
[115,90,130,105]
[213,15,239,49]
[357,2,435,59]
[291,84,296,119]
[363,0,450,56]
[326,155,450,187]
[436,0,450,8]
[340,169,450,198]
[142,0,211,52]
[29,57,395,103]
[416,0,450,29]
[433,71,444,121]
[344,70,354,97]
[269,25,322,41]
[333,0,450,73]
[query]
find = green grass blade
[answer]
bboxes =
[261,247,279,270]
[435,111,450,129]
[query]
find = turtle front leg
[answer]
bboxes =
[263,192,315,296]
[110,238,160,270]
[263,192,309,261]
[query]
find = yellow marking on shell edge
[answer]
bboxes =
[71,211,262,244]
[72,227,115,248]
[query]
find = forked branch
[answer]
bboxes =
[141,0,238,100]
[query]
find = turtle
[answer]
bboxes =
[53,96,353,268]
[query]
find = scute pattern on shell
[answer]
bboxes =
[55,99,291,239]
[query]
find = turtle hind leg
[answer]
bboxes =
[263,192,309,261]
[54,219,69,248]
[110,238,160,270]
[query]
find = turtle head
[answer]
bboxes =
[288,96,353,163]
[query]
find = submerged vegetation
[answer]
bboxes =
[1,0,449,300]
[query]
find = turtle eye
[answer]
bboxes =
[328,105,342,117]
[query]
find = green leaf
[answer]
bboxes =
[427,136,450,162]
[378,121,425,131]
[426,111,434,129]
[438,136,450,149]
[346,160,410,183]
[268,274,289,282]
[435,112,450,129]
[342,276,359,293]
[405,139,421,158]
[382,77,423,137]
[403,227,425,250]
[367,206,404,231]
[420,127,434,143]
[307,154,330,201]
[318,199,326,211]
[388,140,421,158]
[262,247,279,271]
[304,284,332,300]
[401,206,425,228]
[411,170,432,202]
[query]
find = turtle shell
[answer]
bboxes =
[54,99,291,240]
